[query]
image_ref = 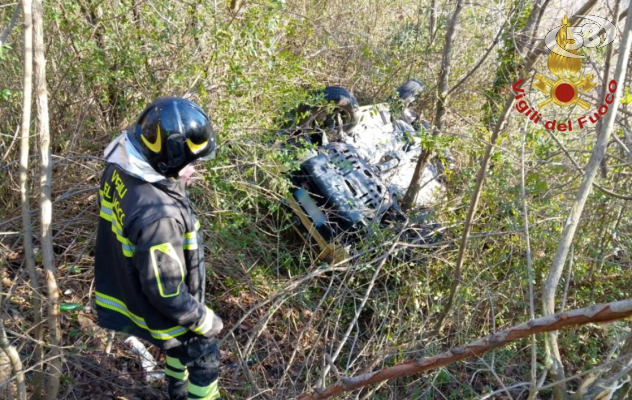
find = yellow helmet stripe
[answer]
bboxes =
[186,139,208,154]
[141,125,162,153]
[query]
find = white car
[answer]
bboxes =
[284,82,447,262]
[332,102,445,207]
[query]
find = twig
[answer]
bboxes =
[546,130,632,200]
[560,245,574,313]
[0,319,26,400]
[304,45,356,59]
[621,126,632,151]
[541,8,632,399]
[229,332,264,397]
[432,92,515,333]
[0,186,99,230]
[294,298,632,400]
[446,12,510,96]
[479,383,530,400]
[0,125,19,163]
[595,0,621,178]
[324,354,341,380]
[581,332,632,399]
[0,3,20,47]
[477,356,513,400]
[520,122,538,400]
[612,133,632,160]
[433,0,464,131]
[274,273,337,389]
[401,0,465,210]
[219,264,352,344]
[321,224,408,379]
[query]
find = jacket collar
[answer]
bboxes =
[104,132,167,183]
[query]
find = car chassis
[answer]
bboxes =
[283,82,449,263]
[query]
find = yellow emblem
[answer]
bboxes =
[141,125,162,153]
[533,15,596,110]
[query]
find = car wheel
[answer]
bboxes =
[298,86,360,136]
[397,79,425,106]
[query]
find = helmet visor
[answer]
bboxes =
[197,148,216,162]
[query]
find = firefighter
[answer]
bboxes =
[94,97,223,400]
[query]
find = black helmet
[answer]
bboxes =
[128,97,217,177]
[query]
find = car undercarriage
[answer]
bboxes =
[282,82,450,262]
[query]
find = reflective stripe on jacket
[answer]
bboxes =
[95,163,210,349]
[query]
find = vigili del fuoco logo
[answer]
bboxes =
[512,14,619,131]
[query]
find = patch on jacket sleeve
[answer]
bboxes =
[149,243,185,298]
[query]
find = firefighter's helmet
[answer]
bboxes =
[128,97,217,177]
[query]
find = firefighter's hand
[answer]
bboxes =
[178,164,197,186]
[202,310,224,338]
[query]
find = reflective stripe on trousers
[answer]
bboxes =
[165,355,220,399]
[165,337,221,400]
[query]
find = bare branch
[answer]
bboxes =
[17,0,43,395]
[595,0,621,179]
[428,0,436,45]
[520,122,537,400]
[447,17,507,96]
[0,319,25,400]
[545,130,632,201]
[16,0,37,396]
[523,0,599,70]
[294,299,632,400]
[0,3,20,47]
[432,92,515,333]
[33,0,62,397]
[321,226,408,380]
[401,0,465,210]
[433,0,464,132]
[541,7,632,399]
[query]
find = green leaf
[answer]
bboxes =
[526,172,549,192]
[0,89,11,101]
[60,303,83,312]
[621,88,632,105]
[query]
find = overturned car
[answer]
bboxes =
[281,81,451,263]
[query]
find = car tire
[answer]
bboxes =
[397,79,425,106]
[298,86,360,135]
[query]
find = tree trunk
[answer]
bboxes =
[230,0,242,13]
[433,0,463,133]
[294,298,632,400]
[33,0,63,398]
[577,330,632,399]
[520,124,538,399]
[0,3,21,47]
[596,0,621,179]
[431,93,515,333]
[0,320,26,400]
[428,0,436,45]
[522,0,599,70]
[541,7,632,400]
[401,0,464,211]
[18,0,45,396]
[400,148,433,211]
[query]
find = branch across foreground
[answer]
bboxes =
[293,298,632,400]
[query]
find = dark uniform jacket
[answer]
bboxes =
[95,163,215,349]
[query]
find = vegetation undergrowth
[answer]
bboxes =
[1,0,632,399]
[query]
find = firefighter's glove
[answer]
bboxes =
[196,307,224,338]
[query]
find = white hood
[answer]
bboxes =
[104,132,167,183]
